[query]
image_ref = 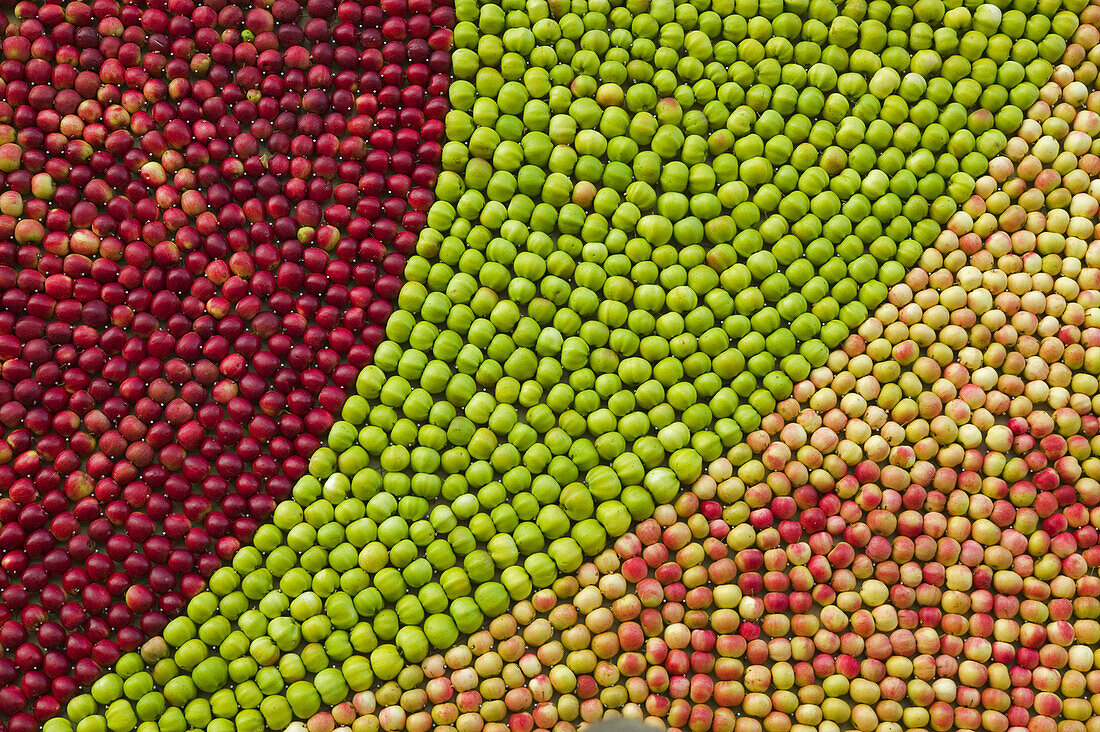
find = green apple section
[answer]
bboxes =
[42,0,1085,730]
[406,0,1077,605]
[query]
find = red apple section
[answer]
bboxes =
[0,0,452,726]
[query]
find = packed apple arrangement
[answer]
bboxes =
[2,0,1100,730]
